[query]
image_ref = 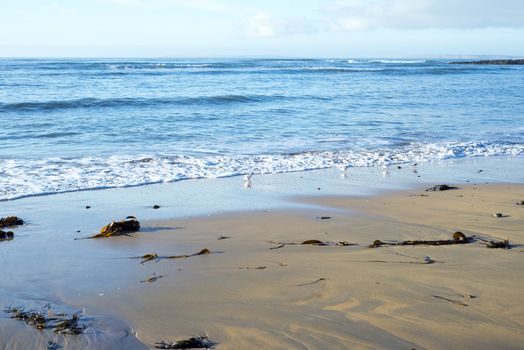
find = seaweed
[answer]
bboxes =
[5,307,47,329]
[53,314,85,335]
[474,236,513,249]
[155,336,214,349]
[369,232,474,248]
[166,248,211,259]
[238,266,267,270]
[297,278,327,287]
[269,243,286,250]
[486,239,511,249]
[4,306,85,334]
[141,273,165,283]
[270,240,356,248]
[131,248,212,264]
[433,295,468,307]
[0,216,25,228]
[89,217,140,238]
[425,185,459,192]
[0,229,14,241]
[135,253,159,264]
[301,239,328,246]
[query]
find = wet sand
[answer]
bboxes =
[1,182,524,349]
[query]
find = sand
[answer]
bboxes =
[1,183,523,349]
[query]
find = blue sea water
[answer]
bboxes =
[1,58,523,200]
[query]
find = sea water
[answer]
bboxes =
[1,58,523,200]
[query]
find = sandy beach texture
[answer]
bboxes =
[1,183,524,349]
[93,184,524,349]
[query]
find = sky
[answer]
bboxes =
[1,0,523,58]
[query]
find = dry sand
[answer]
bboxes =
[102,184,524,349]
[2,184,523,349]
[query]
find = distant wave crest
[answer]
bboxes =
[0,94,278,113]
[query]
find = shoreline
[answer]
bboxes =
[1,157,523,349]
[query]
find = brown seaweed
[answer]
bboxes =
[155,336,214,349]
[140,273,165,283]
[53,314,85,335]
[91,217,140,238]
[269,243,286,250]
[452,231,467,241]
[433,295,468,307]
[132,248,212,263]
[0,229,14,241]
[135,253,159,264]
[297,278,327,287]
[301,239,328,246]
[270,240,356,249]
[4,307,85,334]
[5,307,47,329]
[369,233,474,248]
[425,184,459,192]
[486,239,511,249]
[238,266,267,270]
[166,248,210,259]
[0,216,25,228]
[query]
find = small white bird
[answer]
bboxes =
[339,166,348,178]
[243,174,252,189]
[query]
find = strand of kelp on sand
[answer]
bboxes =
[2,141,524,201]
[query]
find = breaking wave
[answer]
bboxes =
[2,141,523,201]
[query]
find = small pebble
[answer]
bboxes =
[492,213,504,218]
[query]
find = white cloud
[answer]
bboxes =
[243,13,319,38]
[244,13,278,38]
[49,3,77,16]
[322,0,524,31]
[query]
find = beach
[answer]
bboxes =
[2,1,524,347]
[1,157,523,349]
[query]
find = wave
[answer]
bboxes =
[105,63,219,70]
[0,94,280,113]
[366,59,428,64]
[1,141,523,201]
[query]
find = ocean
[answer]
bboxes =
[1,58,523,200]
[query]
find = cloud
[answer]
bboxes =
[49,3,78,16]
[243,13,278,38]
[243,13,318,38]
[322,0,524,31]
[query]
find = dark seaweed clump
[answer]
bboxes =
[155,336,215,349]
[0,216,25,228]
[5,307,85,335]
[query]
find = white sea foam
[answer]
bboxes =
[367,59,427,64]
[1,142,523,201]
